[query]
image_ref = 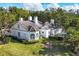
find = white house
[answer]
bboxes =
[4,16,66,40]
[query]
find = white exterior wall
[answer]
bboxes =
[10,29,39,40]
[30,31,39,40]
[50,28,64,37]
[10,29,29,40]
[40,29,50,38]
[55,28,62,34]
[50,28,55,36]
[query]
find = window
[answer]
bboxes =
[30,34,35,39]
[18,32,20,37]
[42,31,44,33]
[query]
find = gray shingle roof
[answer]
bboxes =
[18,21,40,31]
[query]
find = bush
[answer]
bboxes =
[39,38,48,44]
[22,40,29,44]
[28,40,39,43]
[22,40,39,44]
[4,36,12,43]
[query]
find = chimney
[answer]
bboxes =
[19,18,23,21]
[28,16,32,21]
[34,16,38,25]
[50,19,54,24]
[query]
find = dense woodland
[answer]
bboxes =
[0,7,79,55]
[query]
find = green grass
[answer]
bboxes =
[0,38,44,56]
[0,37,75,56]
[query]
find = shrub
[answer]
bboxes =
[22,40,29,44]
[22,40,39,44]
[39,38,48,44]
[28,40,39,43]
[4,36,12,43]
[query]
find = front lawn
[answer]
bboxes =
[0,36,76,56]
[0,37,44,56]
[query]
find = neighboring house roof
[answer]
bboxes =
[50,23,61,29]
[41,22,51,30]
